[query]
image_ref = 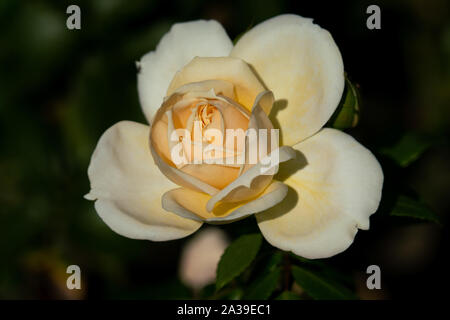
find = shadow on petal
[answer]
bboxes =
[256,185,298,222]
[268,98,287,145]
[275,150,308,182]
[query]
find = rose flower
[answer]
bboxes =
[85,15,383,259]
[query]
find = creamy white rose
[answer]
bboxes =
[86,15,383,259]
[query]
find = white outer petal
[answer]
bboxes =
[137,20,233,123]
[86,121,202,241]
[256,128,383,259]
[231,14,344,145]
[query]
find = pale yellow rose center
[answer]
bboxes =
[151,93,250,189]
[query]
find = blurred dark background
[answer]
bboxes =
[0,0,449,299]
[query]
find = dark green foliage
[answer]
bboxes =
[216,234,262,290]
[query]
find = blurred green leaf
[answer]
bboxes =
[380,132,433,167]
[216,233,262,291]
[290,254,354,288]
[208,286,244,300]
[224,288,244,300]
[199,284,216,299]
[391,194,440,223]
[243,267,281,300]
[291,266,357,300]
[260,251,283,274]
[275,291,302,300]
[327,75,360,130]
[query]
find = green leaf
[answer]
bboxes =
[291,266,357,300]
[380,132,432,167]
[199,284,216,299]
[223,288,244,300]
[290,254,354,287]
[243,267,281,300]
[209,287,244,300]
[216,233,263,290]
[391,194,440,223]
[275,291,302,300]
[260,251,283,274]
[327,75,360,130]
